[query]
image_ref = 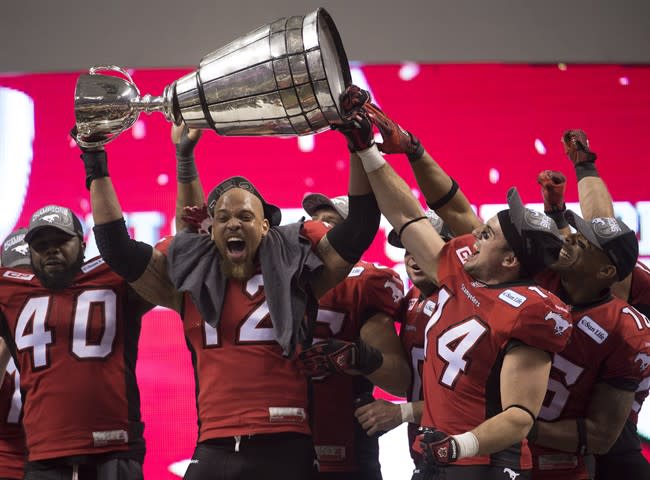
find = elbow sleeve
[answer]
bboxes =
[93,218,153,282]
[326,192,380,264]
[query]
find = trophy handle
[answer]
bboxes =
[88,65,140,95]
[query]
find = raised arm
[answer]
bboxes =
[562,129,614,219]
[80,146,182,311]
[366,103,482,236]
[172,124,205,232]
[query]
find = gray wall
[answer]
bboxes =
[1,0,649,73]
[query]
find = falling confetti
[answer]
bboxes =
[558,63,567,71]
[489,168,500,184]
[336,160,346,171]
[399,63,421,81]
[132,120,146,139]
[305,177,315,187]
[157,173,169,186]
[298,135,315,152]
[534,138,547,155]
[619,76,630,86]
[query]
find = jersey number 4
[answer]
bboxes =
[15,290,117,370]
[425,288,489,389]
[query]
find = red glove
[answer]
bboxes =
[181,204,211,234]
[298,338,382,377]
[334,85,374,152]
[414,429,459,465]
[562,129,597,165]
[537,170,567,213]
[365,103,424,161]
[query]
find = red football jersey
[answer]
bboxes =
[166,221,329,441]
[0,357,25,479]
[530,281,650,477]
[531,271,650,478]
[627,261,650,425]
[0,259,147,462]
[420,235,572,470]
[399,285,440,463]
[311,261,403,472]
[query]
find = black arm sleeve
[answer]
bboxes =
[326,192,380,264]
[93,218,153,282]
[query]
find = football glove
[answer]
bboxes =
[562,129,597,165]
[71,127,109,190]
[334,85,375,152]
[365,103,424,161]
[537,170,567,213]
[298,338,383,377]
[181,204,211,234]
[414,428,459,465]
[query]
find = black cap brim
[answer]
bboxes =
[207,176,282,227]
[565,210,602,249]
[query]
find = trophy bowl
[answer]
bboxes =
[74,8,351,147]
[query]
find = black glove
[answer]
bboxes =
[416,428,459,465]
[298,338,383,377]
[334,85,374,152]
[71,127,109,190]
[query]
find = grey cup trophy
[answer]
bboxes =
[74,8,351,148]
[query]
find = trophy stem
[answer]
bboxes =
[130,94,165,114]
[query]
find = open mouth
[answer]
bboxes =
[226,238,246,260]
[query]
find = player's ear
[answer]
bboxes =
[502,250,519,270]
[261,218,270,238]
[597,263,617,281]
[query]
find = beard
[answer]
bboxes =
[32,251,84,290]
[221,257,255,281]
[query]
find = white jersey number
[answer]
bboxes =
[4,358,22,424]
[15,290,118,369]
[437,318,488,388]
[538,353,585,421]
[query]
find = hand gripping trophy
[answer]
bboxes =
[73,8,351,148]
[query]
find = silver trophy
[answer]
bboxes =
[74,8,351,148]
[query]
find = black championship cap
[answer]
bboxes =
[387,209,453,249]
[302,193,349,219]
[24,205,84,244]
[1,228,30,268]
[207,176,282,227]
[565,211,638,280]
[497,187,564,276]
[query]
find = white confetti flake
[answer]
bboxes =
[298,135,315,152]
[399,63,421,81]
[534,138,547,155]
[489,168,500,184]
[157,173,169,186]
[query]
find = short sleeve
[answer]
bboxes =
[360,265,404,318]
[510,299,572,354]
[436,235,475,286]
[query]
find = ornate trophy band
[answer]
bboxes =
[74,8,351,148]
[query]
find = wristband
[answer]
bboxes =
[357,145,387,173]
[451,431,479,459]
[400,402,415,423]
[546,209,568,229]
[406,138,425,163]
[575,162,599,182]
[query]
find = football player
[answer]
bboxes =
[77,86,383,480]
[533,130,650,479]
[0,209,151,479]
[335,87,572,480]
[300,193,409,480]
[354,211,452,468]
[0,229,29,480]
